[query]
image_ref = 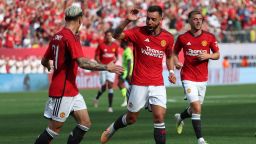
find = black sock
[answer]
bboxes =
[191,114,202,139]
[67,125,89,144]
[34,129,56,144]
[154,123,166,144]
[108,93,113,107]
[180,107,192,120]
[96,86,106,99]
[113,114,127,130]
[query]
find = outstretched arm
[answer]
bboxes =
[76,57,124,74]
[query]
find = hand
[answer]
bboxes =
[168,73,176,84]
[197,51,210,61]
[127,8,140,21]
[106,61,124,75]
[175,61,183,70]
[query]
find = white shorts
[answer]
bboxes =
[127,85,167,112]
[99,71,116,85]
[44,93,87,122]
[182,80,207,104]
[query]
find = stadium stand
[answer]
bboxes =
[0,0,255,49]
[0,0,255,73]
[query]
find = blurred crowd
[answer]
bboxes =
[0,55,47,74]
[0,0,255,49]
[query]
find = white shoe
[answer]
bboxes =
[198,138,208,144]
[174,113,184,134]
[93,99,99,108]
[121,101,127,107]
[107,107,113,113]
[101,123,115,144]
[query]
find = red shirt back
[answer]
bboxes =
[44,28,84,97]
[95,41,119,64]
[124,26,174,86]
[174,31,219,82]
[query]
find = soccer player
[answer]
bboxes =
[173,10,220,144]
[118,40,133,107]
[34,5,123,144]
[93,30,119,112]
[100,5,176,144]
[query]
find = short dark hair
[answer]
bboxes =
[105,29,113,35]
[188,10,202,19]
[147,5,162,16]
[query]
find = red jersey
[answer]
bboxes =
[174,31,219,82]
[43,28,84,97]
[95,41,119,64]
[124,26,174,86]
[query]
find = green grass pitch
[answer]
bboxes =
[0,84,255,144]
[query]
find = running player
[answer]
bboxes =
[93,30,119,112]
[173,10,220,144]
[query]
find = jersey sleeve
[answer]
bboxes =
[210,36,219,53]
[124,27,138,42]
[66,37,84,59]
[43,41,53,60]
[126,48,133,60]
[165,35,174,57]
[174,36,183,54]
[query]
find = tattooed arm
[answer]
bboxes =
[76,57,124,74]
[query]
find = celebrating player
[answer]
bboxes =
[100,5,176,144]
[173,10,220,144]
[34,5,123,144]
[93,30,119,112]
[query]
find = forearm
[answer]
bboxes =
[209,52,220,60]
[79,58,107,71]
[113,19,130,39]
[166,56,174,71]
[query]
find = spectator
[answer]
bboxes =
[222,56,230,69]
[240,56,249,67]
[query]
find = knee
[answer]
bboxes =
[191,106,201,114]
[153,114,165,123]
[79,120,92,128]
[127,115,137,124]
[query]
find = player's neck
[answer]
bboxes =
[190,29,202,37]
[65,23,78,35]
[151,27,161,36]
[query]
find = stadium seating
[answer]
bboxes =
[0,0,255,49]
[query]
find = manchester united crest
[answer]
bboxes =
[186,88,191,94]
[60,112,65,118]
[161,40,166,47]
[112,48,116,52]
[201,40,208,46]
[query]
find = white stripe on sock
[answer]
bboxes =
[191,113,201,120]
[154,123,165,129]
[77,124,90,132]
[46,127,58,138]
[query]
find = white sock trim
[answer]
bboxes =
[109,89,114,93]
[154,123,165,129]
[77,124,90,132]
[46,127,58,138]
[191,113,201,120]
[122,114,127,125]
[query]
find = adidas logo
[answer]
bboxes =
[186,42,191,45]
[144,38,150,42]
